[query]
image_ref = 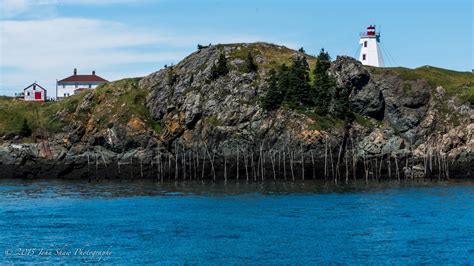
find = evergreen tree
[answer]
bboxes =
[167,66,178,86]
[210,52,229,80]
[261,69,283,110]
[19,119,32,137]
[312,48,335,115]
[331,87,353,119]
[298,47,306,53]
[246,51,258,73]
[285,56,311,108]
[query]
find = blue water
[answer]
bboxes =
[0,179,473,264]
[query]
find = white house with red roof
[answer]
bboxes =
[56,68,108,99]
[23,82,47,102]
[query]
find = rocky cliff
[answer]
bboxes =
[1,43,472,180]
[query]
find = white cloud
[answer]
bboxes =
[0,18,186,92]
[0,17,266,95]
[0,0,147,18]
[1,0,29,17]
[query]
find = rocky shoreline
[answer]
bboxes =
[1,43,472,180]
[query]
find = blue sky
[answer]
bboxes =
[0,0,472,96]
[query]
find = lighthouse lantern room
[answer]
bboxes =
[359,25,384,67]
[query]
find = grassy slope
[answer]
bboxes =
[226,42,318,80]
[0,78,161,139]
[369,66,474,104]
[0,94,80,137]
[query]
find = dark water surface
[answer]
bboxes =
[0,179,473,264]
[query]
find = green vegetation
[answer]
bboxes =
[197,43,211,51]
[227,43,316,70]
[206,115,219,126]
[354,113,382,129]
[303,110,346,131]
[166,66,179,87]
[92,78,161,133]
[19,119,32,137]
[0,77,165,140]
[312,49,335,115]
[369,65,474,104]
[261,49,353,120]
[262,56,312,110]
[245,52,258,73]
[210,51,229,80]
[0,93,84,138]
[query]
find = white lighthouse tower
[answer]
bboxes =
[359,25,384,67]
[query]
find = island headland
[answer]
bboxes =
[1,43,472,180]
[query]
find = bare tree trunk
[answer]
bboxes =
[260,144,265,182]
[244,152,249,183]
[345,148,349,184]
[201,149,206,180]
[324,135,328,180]
[311,150,315,180]
[352,135,356,181]
[394,154,400,181]
[224,149,227,182]
[289,148,295,182]
[252,152,256,182]
[236,148,240,181]
[271,151,276,181]
[378,149,384,180]
[301,145,304,181]
[405,152,409,180]
[329,143,334,182]
[364,153,368,184]
[278,150,282,177]
[130,156,133,180]
[182,147,186,180]
[444,154,448,180]
[336,143,343,183]
[87,153,91,175]
[117,159,121,174]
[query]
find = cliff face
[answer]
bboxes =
[1,43,472,179]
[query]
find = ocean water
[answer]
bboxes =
[0,179,473,264]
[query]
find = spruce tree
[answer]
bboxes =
[210,52,229,80]
[246,51,258,73]
[313,48,335,115]
[261,69,283,110]
[19,119,32,137]
[285,56,311,108]
[331,87,352,119]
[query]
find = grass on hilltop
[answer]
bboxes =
[0,78,162,140]
[369,66,474,105]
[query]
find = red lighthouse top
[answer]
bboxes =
[360,25,379,38]
[367,25,376,36]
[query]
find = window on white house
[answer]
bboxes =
[27,92,30,96]
[63,85,65,88]
[362,54,366,60]
[364,41,367,47]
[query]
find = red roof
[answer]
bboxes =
[58,74,108,83]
